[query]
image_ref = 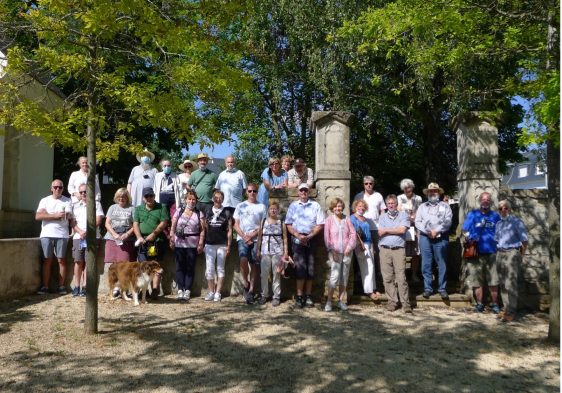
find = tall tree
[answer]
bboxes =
[0,0,252,334]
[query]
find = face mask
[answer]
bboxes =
[226,167,236,173]
[141,156,150,165]
[388,210,398,218]
[428,195,440,204]
[186,202,196,210]
[163,167,172,175]
[356,211,364,217]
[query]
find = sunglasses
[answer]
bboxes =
[299,189,309,192]
[247,189,258,194]
[499,207,510,211]
[145,194,155,198]
[52,186,63,190]
[79,191,87,194]
[364,182,373,185]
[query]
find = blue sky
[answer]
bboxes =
[185,139,236,160]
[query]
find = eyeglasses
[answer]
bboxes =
[52,186,63,190]
[79,191,87,194]
[364,182,373,185]
[499,207,510,211]
[299,189,309,192]
[162,164,171,167]
[247,189,258,194]
[184,164,192,168]
[145,194,155,198]
[270,162,280,166]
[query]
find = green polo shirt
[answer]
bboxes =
[188,168,218,203]
[133,202,169,242]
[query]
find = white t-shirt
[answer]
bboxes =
[215,169,248,208]
[72,200,105,239]
[37,195,72,238]
[233,201,266,235]
[354,191,385,230]
[67,170,101,203]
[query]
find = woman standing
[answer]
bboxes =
[127,149,158,207]
[178,158,195,203]
[257,157,287,208]
[323,198,356,311]
[104,188,136,297]
[170,191,205,301]
[68,156,101,203]
[397,178,423,282]
[204,190,233,302]
[256,201,288,307]
[351,199,381,301]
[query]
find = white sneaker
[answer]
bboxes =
[176,290,184,300]
[213,292,222,302]
[184,290,191,301]
[204,291,215,301]
[337,301,348,311]
[324,302,333,312]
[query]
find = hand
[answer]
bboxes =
[197,244,204,254]
[226,247,231,257]
[378,228,385,237]
[146,233,156,242]
[80,231,87,240]
[53,211,65,220]
[169,240,175,250]
[299,234,308,245]
[430,229,438,239]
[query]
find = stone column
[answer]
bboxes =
[312,111,353,214]
[456,112,501,225]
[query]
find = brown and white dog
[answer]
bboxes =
[107,261,163,306]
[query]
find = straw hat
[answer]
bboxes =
[178,159,195,171]
[196,153,210,161]
[135,148,155,163]
[422,182,444,195]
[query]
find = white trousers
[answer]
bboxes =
[205,244,227,280]
[355,244,376,294]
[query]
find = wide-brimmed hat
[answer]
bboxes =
[423,182,444,195]
[178,159,195,171]
[196,153,210,161]
[136,149,155,163]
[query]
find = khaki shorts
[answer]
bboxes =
[466,253,499,287]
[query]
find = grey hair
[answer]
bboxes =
[224,155,235,163]
[385,194,398,203]
[363,175,375,184]
[399,178,415,190]
[498,199,512,209]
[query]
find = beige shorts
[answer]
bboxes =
[466,253,499,287]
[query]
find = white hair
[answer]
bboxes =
[400,178,415,190]
[363,175,375,183]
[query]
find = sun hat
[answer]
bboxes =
[196,153,210,161]
[136,148,155,163]
[422,182,444,195]
[178,159,195,171]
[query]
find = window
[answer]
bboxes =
[518,165,528,178]
[535,164,545,175]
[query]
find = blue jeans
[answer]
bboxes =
[419,234,448,293]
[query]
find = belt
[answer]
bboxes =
[498,247,519,252]
[380,245,403,250]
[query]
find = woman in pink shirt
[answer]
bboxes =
[323,198,356,311]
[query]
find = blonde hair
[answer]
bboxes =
[113,187,131,205]
[329,197,345,212]
[352,199,368,212]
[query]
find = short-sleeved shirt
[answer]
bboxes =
[72,200,105,239]
[378,211,410,248]
[397,193,423,213]
[285,199,325,234]
[215,169,247,208]
[104,204,135,241]
[173,208,205,248]
[260,219,284,255]
[287,167,314,188]
[257,168,287,207]
[205,207,231,245]
[495,215,528,249]
[37,195,72,238]
[415,201,453,236]
[462,209,501,254]
[133,203,169,242]
[350,214,373,245]
[354,191,386,230]
[233,201,266,237]
[188,168,218,203]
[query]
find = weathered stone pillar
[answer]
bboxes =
[312,111,353,214]
[456,112,501,226]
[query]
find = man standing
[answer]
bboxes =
[378,194,412,313]
[70,184,104,297]
[462,192,501,313]
[215,155,247,215]
[35,179,72,294]
[285,183,325,308]
[188,153,218,215]
[415,183,452,299]
[233,183,266,304]
[287,158,314,189]
[133,187,169,299]
[495,200,528,322]
[154,158,182,213]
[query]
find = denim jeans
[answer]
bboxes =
[419,235,448,293]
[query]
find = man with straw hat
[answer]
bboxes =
[127,148,157,207]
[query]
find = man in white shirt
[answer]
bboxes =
[70,184,105,297]
[285,183,325,308]
[35,179,72,295]
[233,183,266,304]
[215,155,248,215]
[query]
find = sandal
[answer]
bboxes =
[370,292,381,301]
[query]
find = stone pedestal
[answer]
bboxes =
[456,113,501,226]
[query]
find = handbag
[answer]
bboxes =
[463,239,479,259]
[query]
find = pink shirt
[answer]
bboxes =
[324,214,356,254]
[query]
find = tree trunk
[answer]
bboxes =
[546,138,560,343]
[85,104,98,335]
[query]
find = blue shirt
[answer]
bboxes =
[285,199,325,234]
[350,215,372,245]
[495,215,528,249]
[257,168,287,208]
[378,211,410,248]
[462,209,501,254]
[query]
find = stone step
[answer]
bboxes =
[351,293,472,309]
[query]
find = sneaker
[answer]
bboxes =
[204,291,215,301]
[177,289,184,300]
[183,290,191,301]
[439,291,449,300]
[422,291,432,299]
[475,303,485,312]
[403,304,413,314]
[387,303,399,312]
[214,292,222,302]
[245,291,254,305]
[295,296,304,308]
[324,302,333,312]
[79,288,87,297]
[37,286,48,295]
[271,298,280,307]
[305,295,314,307]
[71,287,80,297]
[258,296,267,305]
[337,301,348,311]
[490,303,501,314]
[58,286,67,295]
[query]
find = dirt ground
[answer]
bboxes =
[0,293,559,393]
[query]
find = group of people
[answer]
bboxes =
[35,152,528,321]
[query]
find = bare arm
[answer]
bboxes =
[36,209,65,221]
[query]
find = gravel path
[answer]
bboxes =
[0,294,559,393]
